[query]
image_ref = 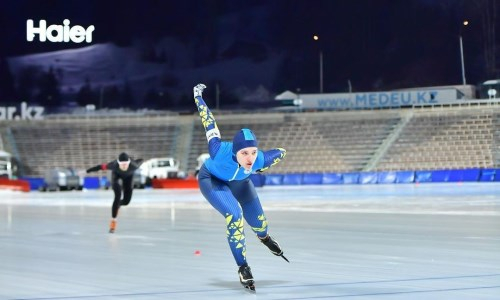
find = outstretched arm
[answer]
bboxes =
[256,148,286,173]
[86,163,109,173]
[193,84,221,158]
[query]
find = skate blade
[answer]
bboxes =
[281,254,290,263]
[244,284,256,293]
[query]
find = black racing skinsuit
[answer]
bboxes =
[87,159,143,218]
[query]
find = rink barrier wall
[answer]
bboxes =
[151,178,199,189]
[0,178,31,192]
[263,168,495,186]
[19,174,265,191]
[84,177,101,189]
[20,177,44,190]
[12,168,500,191]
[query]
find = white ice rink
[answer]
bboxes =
[1,183,500,299]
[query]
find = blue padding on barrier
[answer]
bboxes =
[283,173,302,185]
[446,170,463,182]
[20,177,45,190]
[448,169,481,182]
[415,171,432,183]
[359,172,378,184]
[377,171,397,184]
[343,173,359,184]
[480,169,496,182]
[395,171,414,183]
[431,170,450,182]
[463,169,481,181]
[302,173,323,185]
[322,173,343,184]
[260,169,486,186]
[84,177,101,189]
[265,174,283,185]
[462,169,481,181]
[494,169,500,182]
[250,174,265,187]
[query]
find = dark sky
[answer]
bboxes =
[0,0,498,105]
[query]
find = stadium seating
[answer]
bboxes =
[376,106,495,171]
[1,104,499,177]
[4,115,179,176]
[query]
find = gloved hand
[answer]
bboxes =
[86,165,101,173]
[193,83,206,98]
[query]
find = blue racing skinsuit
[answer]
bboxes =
[194,95,286,267]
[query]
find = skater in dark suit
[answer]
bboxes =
[86,152,143,233]
[192,84,288,292]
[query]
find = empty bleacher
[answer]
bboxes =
[2,104,500,177]
[5,114,180,176]
[376,106,496,171]
[188,110,401,174]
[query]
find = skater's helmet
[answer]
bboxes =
[232,128,258,154]
[117,152,130,170]
[118,152,130,162]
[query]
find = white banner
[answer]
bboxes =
[294,89,464,109]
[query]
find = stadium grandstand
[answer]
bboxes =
[1,99,499,179]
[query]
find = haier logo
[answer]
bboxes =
[27,19,95,43]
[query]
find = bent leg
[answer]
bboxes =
[120,177,133,206]
[198,169,248,266]
[229,178,268,238]
[111,182,122,218]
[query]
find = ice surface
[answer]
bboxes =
[1,183,499,299]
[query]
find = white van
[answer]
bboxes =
[138,157,180,180]
[0,150,13,179]
[194,153,210,178]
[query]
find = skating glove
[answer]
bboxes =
[193,83,206,98]
[86,165,101,173]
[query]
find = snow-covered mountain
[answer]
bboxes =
[7,39,284,108]
[6,3,286,109]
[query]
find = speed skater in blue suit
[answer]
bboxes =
[193,83,288,292]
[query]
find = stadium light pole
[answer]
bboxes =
[459,20,469,85]
[313,35,323,93]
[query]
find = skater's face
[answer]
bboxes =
[118,160,130,171]
[236,147,258,171]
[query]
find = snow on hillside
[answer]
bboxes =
[7,38,284,106]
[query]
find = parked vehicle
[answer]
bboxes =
[0,150,13,179]
[133,170,147,188]
[40,167,84,191]
[137,157,180,181]
[194,153,210,179]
